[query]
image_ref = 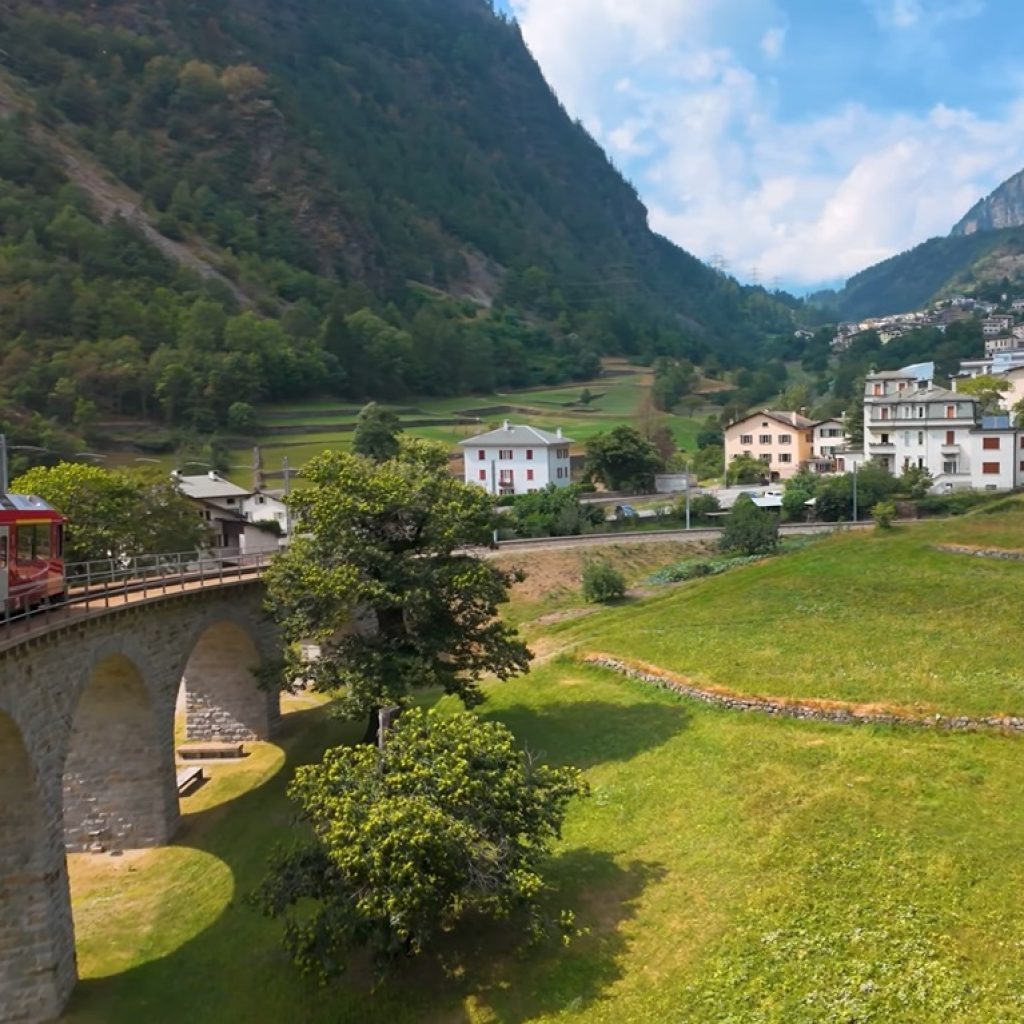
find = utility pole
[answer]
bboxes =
[852,461,858,523]
[282,455,291,538]
[0,434,7,494]
[684,462,691,530]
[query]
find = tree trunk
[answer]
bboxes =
[360,706,381,745]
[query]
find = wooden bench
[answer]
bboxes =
[177,742,245,760]
[176,765,204,795]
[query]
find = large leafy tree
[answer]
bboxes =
[263,440,532,729]
[584,426,663,492]
[11,462,209,562]
[956,374,1011,414]
[720,495,779,556]
[351,401,402,462]
[253,706,587,977]
[509,483,605,538]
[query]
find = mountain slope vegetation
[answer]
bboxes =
[0,0,793,456]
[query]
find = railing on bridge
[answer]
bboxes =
[1,548,274,637]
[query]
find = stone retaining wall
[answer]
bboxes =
[935,544,1024,562]
[583,653,1024,735]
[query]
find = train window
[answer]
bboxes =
[35,525,50,559]
[0,535,6,569]
[54,525,63,558]
[16,527,32,561]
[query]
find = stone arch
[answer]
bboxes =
[0,708,76,1022]
[181,616,280,743]
[62,651,178,852]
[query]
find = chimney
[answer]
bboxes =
[503,419,511,431]
[556,427,563,439]
[208,470,218,480]
[950,376,958,393]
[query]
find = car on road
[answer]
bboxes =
[614,504,638,519]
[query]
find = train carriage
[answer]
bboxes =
[0,494,67,614]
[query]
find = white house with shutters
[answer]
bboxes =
[459,421,573,496]
[862,369,1024,492]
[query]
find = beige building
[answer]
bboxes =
[723,410,816,482]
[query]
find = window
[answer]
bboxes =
[0,533,6,571]
[525,449,533,460]
[498,469,513,484]
[759,454,771,463]
[779,434,792,445]
[499,449,513,460]
[903,431,911,446]
[35,526,49,560]
[740,434,753,445]
[478,449,485,460]
[880,433,890,444]
[759,434,772,445]
[880,407,890,420]
[556,447,569,459]
[983,436,1001,450]
[917,432,924,445]
[945,431,955,445]
[946,405,956,419]
[16,527,32,561]
[1019,460,1024,472]
[778,453,792,463]
[873,383,882,396]
[983,462,1001,475]
[761,421,769,427]
[526,469,534,481]
[478,470,487,481]
[916,406,925,419]
[943,460,958,475]
[225,497,235,505]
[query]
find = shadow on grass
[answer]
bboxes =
[64,701,668,1023]
[479,699,690,769]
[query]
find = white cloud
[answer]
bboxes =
[866,0,985,30]
[509,0,1024,286]
[760,25,786,59]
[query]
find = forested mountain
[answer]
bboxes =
[830,227,1024,319]
[0,0,793,453]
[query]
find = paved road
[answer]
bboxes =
[490,521,873,555]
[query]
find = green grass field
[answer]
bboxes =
[215,362,709,481]
[549,516,1024,717]
[61,510,1024,1021]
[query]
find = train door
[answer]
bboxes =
[0,527,8,608]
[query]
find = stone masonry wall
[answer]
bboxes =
[0,582,280,1024]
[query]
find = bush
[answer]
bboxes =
[719,497,779,556]
[582,559,626,603]
[872,500,896,529]
[676,491,721,525]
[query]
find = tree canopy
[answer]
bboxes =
[253,706,587,977]
[584,426,662,493]
[262,441,531,723]
[11,462,208,562]
[352,402,402,462]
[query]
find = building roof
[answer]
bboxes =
[174,472,252,500]
[0,493,59,513]
[871,385,966,403]
[458,421,573,447]
[727,409,814,430]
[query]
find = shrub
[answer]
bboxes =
[582,559,626,603]
[720,497,779,556]
[873,500,896,529]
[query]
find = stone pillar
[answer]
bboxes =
[183,621,280,742]
[0,713,76,1024]
[62,655,178,853]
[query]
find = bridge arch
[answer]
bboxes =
[179,610,280,743]
[0,707,76,1023]
[62,645,178,853]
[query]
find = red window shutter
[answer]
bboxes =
[526,469,534,481]
[983,436,1000,450]
[478,470,486,481]
[478,449,485,460]
[526,449,533,460]
[983,462,1000,474]
[945,431,954,445]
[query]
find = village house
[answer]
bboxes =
[173,471,287,553]
[861,369,1023,492]
[459,421,573,496]
[723,410,817,482]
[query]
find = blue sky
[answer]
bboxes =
[495,0,1024,289]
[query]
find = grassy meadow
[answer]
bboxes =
[63,507,1024,1022]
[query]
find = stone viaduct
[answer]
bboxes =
[0,577,281,1024]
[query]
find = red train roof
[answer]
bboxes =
[0,494,65,520]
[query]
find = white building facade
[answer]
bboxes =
[459,422,573,496]
[863,371,1023,492]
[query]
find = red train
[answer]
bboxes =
[0,493,67,615]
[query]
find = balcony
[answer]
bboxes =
[940,442,961,453]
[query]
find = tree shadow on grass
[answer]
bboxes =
[64,703,669,1023]
[389,849,667,1024]
[478,699,690,769]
